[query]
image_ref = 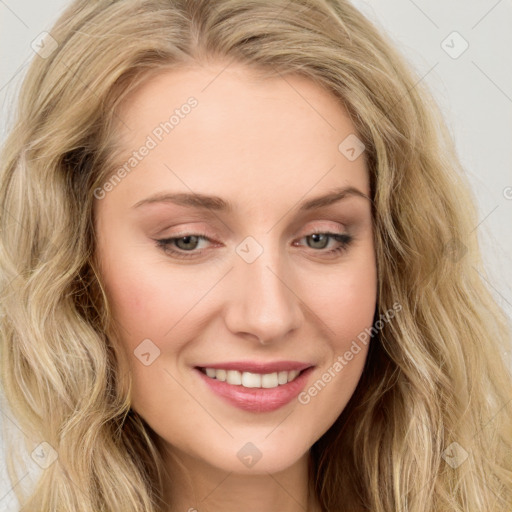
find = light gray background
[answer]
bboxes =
[1,1,511,510]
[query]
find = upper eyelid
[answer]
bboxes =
[157,219,350,239]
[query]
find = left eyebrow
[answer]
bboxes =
[131,186,370,212]
[298,186,370,211]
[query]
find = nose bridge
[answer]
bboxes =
[226,235,302,342]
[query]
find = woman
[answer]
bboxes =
[1,0,511,511]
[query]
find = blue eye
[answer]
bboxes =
[154,231,353,260]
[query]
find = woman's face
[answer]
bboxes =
[93,63,377,475]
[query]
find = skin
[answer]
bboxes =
[93,62,377,512]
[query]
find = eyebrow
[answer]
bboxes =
[131,186,370,212]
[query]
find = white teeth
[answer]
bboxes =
[226,370,242,385]
[201,368,302,388]
[261,372,278,388]
[278,371,288,385]
[288,370,300,381]
[242,372,261,388]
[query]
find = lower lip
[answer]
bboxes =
[195,367,314,413]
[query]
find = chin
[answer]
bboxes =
[200,437,312,475]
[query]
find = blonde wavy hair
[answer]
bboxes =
[1,0,511,510]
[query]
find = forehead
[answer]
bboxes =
[103,63,369,212]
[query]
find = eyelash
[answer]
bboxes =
[154,231,353,260]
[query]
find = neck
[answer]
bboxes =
[159,445,321,512]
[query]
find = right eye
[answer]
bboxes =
[154,232,214,259]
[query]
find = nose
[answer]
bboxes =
[223,242,304,345]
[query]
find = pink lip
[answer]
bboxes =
[195,360,312,373]
[195,365,315,413]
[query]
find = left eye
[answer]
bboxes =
[301,233,345,250]
[154,231,353,259]
[161,234,206,251]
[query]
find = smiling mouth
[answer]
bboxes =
[197,367,305,389]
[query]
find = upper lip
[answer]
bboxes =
[196,361,313,373]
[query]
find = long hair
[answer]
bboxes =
[1,1,511,510]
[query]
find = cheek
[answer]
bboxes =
[99,256,201,411]
[100,252,205,344]
[305,248,377,345]
[302,247,377,397]
[325,275,377,343]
